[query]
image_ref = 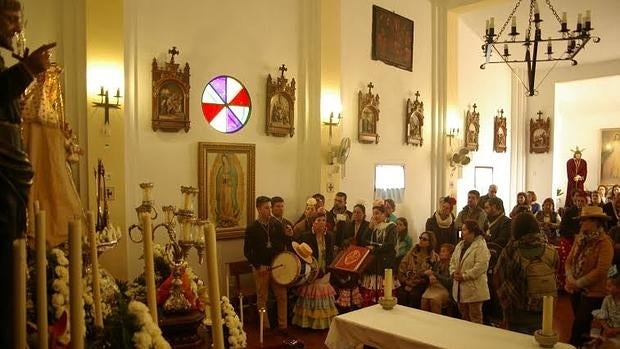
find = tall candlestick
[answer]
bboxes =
[542,296,554,336]
[69,219,84,349]
[259,307,265,344]
[14,238,27,349]
[87,212,103,328]
[205,222,224,349]
[384,269,393,299]
[35,210,49,349]
[141,212,158,323]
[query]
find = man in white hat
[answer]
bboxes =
[0,1,55,346]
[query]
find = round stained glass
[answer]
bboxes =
[201,75,251,133]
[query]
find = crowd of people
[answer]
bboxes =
[243,184,620,347]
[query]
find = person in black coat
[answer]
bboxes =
[426,196,458,252]
[337,203,369,250]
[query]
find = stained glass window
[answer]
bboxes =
[201,75,251,133]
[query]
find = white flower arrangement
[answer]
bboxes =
[49,248,71,344]
[128,301,171,349]
[204,296,247,348]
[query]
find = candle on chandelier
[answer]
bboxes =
[561,12,567,24]
[547,38,553,55]
[585,10,592,30]
[534,0,540,14]
[503,44,509,56]
[485,19,489,34]
[511,16,516,28]
[489,17,494,30]
[577,13,583,31]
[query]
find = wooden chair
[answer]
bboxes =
[225,260,257,324]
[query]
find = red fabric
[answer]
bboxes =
[49,311,68,349]
[557,237,574,290]
[156,269,197,309]
[566,158,587,207]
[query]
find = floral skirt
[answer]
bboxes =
[292,273,338,329]
[557,237,574,290]
[335,287,362,308]
[359,274,399,307]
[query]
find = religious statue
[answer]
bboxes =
[565,147,587,207]
[405,91,424,146]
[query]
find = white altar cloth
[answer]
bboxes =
[325,304,575,349]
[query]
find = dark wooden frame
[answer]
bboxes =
[405,91,423,146]
[198,142,255,240]
[266,64,296,137]
[464,104,480,151]
[358,82,380,144]
[529,111,551,154]
[371,5,414,72]
[152,47,191,132]
[493,109,507,153]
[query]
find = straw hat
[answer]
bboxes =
[579,206,611,220]
[292,241,314,264]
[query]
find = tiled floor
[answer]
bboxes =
[240,293,575,349]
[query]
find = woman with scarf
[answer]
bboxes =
[449,220,490,324]
[535,197,561,245]
[565,206,614,347]
[358,202,397,306]
[426,196,458,252]
[395,217,413,267]
[494,213,558,334]
[397,231,438,308]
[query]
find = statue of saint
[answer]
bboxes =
[565,147,587,207]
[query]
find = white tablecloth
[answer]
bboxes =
[325,304,575,349]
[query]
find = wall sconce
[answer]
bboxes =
[323,112,343,142]
[446,128,460,146]
[93,86,122,126]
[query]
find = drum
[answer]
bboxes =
[271,251,318,287]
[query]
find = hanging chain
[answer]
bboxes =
[496,0,523,39]
[544,0,563,25]
[524,0,535,41]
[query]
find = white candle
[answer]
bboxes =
[205,222,224,349]
[586,10,591,22]
[141,212,158,323]
[183,192,192,211]
[511,16,516,28]
[87,212,103,328]
[562,11,567,23]
[69,219,84,349]
[240,296,244,325]
[534,0,540,14]
[259,308,265,344]
[14,238,27,349]
[485,19,489,32]
[542,295,554,336]
[35,210,48,349]
[384,269,393,299]
[489,17,495,30]
[578,13,583,25]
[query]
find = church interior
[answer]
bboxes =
[3,0,620,348]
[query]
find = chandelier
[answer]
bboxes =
[480,0,600,96]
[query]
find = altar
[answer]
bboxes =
[325,304,575,349]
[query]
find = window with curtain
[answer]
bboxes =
[374,164,405,203]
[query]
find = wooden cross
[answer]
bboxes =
[367,82,374,94]
[279,64,287,78]
[537,110,544,119]
[499,108,504,117]
[414,91,420,101]
[472,103,477,111]
[168,46,179,63]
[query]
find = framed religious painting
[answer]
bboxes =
[464,103,480,151]
[152,47,191,132]
[405,91,423,146]
[529,111,551,154]
[371,5,414,71]
[601,128,620,185]
[493,109,507,153]
[198,142,255,240]
[266,64,296,137]
[358,82,380,144]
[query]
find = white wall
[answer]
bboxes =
[455,17,512,208]
[340,0,433,239]
[552,75,620,204]
[526,60,620,201]
[125,0,304,280]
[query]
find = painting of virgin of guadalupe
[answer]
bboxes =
[198,142,255,239]
[601,128,620,185]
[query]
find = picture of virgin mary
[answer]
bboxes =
[209,153,245,228]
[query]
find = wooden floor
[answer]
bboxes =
[241,294,575,349]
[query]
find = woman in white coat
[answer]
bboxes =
[450,219,491,324]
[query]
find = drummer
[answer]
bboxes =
[244,195,294,334]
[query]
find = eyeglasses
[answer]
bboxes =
[419,237,429,241]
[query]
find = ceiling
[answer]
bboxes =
[456,0,620,64]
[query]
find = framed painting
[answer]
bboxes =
[474,166,493,194]
[493,109,507,153]
[464,104,480,151]
[358,82,380,144]
[198,142,255,240]
[405,91,423,146]
[266,64,296,137]
[152,47,191,132]
[371,5,414,71]
[601,128,620,185]
[529,111,551,154]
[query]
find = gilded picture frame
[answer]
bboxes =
[464,104,480,151]
[198,142,255,240]
[601,128,620,185]
[493,109,507,153]
[152,47,191,132]
[529,111,551,154]
[266,64,296,137]
[371,5,414,72]
[405,91,423,146]
[358,82,380,144]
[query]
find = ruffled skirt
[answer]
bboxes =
[292,273,338,329]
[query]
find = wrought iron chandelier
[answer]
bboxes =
[480,0,600,96]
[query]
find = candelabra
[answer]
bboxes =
[128,183,205,314]
[446,128,460,146]
[480,0,600,96]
